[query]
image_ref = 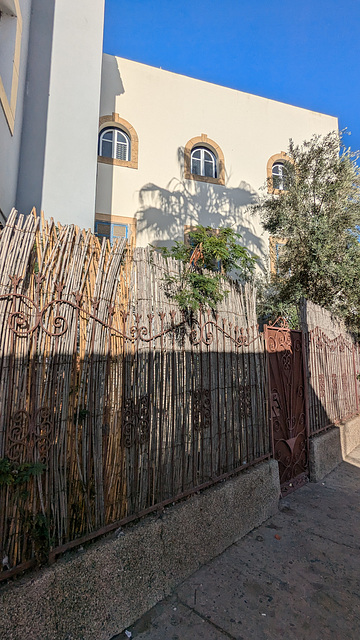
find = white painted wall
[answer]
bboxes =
[96,56,338,267]
[40,0,105,228]
[17,0,105,229]
[0,0,31,220]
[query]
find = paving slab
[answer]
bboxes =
[112,449,360,640]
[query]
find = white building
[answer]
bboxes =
[95,55,338,268]
[0,0,104,227]
[0,2,338,268]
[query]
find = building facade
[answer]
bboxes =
[95,55,338,267]
[0,0,105,227]
[0,3,338,269]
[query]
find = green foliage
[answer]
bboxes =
[154,226,257,312]
[254,131,360,332]
[255,275,300,329]
[0,459,46,486]
[25,513,51,563]
[1,459,49,563]
[0,458,14,486]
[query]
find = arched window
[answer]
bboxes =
[184,134,225,185]
[99,128,130,161]
[267,152,292,193]
[98,114,138,169]
[190,147,217,179]
[272,161,288,191]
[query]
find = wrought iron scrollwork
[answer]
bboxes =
[239,384,252,416]
[122,396,150,447]
[318,374,326,398]
[6,407,53,463]
[192,389,211,431]
[309,326,353,353]
[1,275,261,349]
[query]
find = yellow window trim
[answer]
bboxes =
[184,134,225,186]
[98,113,139,169]
[266,151,293,195]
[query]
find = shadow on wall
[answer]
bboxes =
[136,147,268,268]
[106,55,125,104]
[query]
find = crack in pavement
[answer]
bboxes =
[310,531,360,551]
[177,597,239,640]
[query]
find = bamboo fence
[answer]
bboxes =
[0,211,269,579]
[301,300,359,434]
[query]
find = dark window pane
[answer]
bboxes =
[96,223,111,238]
[101,140,112,158]
[204,159,214,177]
[191,158,201,175]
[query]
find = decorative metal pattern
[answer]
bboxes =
[318,374,326,399]
[0,276,261,350]
[122,396,150,447]
[304,324,359,435]
[239,384,252,416]
[192,390,211,431]
[309,326,353,352]
[332,374,338,395]
[265,325,308,495]
[6,408,53,463]
[0,219,271,582]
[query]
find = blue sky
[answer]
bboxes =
[104,0,360,152]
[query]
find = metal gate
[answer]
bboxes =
[264,319,309,496]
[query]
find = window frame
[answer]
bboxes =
[99,127,131,162]
[95,221,128,245]
[271,161,288,191]
[184,134,225,185]
[190,146,217,179]
[267,152,293,194]
[98,114,139,169]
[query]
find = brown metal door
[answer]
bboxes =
[264,322,309,496]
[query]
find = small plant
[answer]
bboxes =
[153,226,257,312]
[1,459,50,564]
[0,459,46,486]
[25,513,51,563]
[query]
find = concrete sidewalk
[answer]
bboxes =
[113,446,360,640]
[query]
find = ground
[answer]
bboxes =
[113,447,360,639]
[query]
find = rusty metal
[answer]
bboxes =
[0,271,271,582]
[1,275,261,350]
[6,407,53,462]
[192,389,211,431]
[189,243,203,267]
[264,320,308,496]
[306,326,359,435]
[121,396,150,447]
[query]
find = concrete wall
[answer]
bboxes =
[96,56,338,262]
[40,0,105,228]
[16,0,105,228]
[15,0,56,218]
[0,0,32,221]
[309,414,360,482]
[0,459,280,640]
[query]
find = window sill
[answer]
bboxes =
[98,156,138,169]
[267,187,289,196]
[184,171,224,186]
